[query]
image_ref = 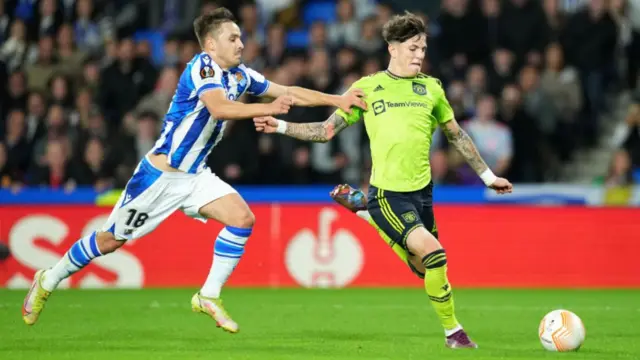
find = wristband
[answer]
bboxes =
[276,119,288,134]
[480,168,497,186]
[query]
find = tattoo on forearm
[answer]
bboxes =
[442,123,489,175]
[284,113,348,143]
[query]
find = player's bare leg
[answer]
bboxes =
[23,231,122,325]
[195,193,255,333]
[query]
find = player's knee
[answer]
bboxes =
[228,210,255,229]
[405,227,441,259]
[96,231,125,254]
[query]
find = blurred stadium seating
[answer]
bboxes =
[1,0,640,290]
[0,0,638,194]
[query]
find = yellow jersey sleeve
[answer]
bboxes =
[431,79,454,124]
[334,77,369,125]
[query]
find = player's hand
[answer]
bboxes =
[253,116,279,133]
[337,88,367,114]
[268,95,294,115]
[488,177,513,194]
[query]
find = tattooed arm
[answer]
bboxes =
[253,112,352,143]
[441,119,512,191]
[440,119,495,182]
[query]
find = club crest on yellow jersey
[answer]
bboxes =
[412,82,427,95]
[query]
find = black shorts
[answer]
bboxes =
[367,182,438,252]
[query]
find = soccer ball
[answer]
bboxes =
[538,309,586,352]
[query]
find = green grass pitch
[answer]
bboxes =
[1,288,639,360]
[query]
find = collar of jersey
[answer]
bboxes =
[384,70,417,80]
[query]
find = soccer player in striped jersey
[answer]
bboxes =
[22,8,366,332]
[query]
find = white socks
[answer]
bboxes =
[356,210,371,221]
[42,232,103,291]
[200,226,252,298]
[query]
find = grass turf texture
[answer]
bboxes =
[1,289,639,360]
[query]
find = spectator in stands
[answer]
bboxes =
[239,2,265,46]
[56,23,86,79]
[243,38,265,71]
[4,109,30,181]
[31,105,75,167]
[464,64,488,114]
[265,23,286,68]
[74,136,113,191]
[32,0,64,41]
[540,42,582,162]
[499,84,541,182]
[480,0,500,51]
[488,49,516,96]
[101,38,119,68]
[519,65,561,177]
[362,57,381,76]
[0,19,29,72]
[69,87,94,130]
[335,47,359,77]
[438,0,487,69]
[178,39,199,70]
[542,0,567,42]
[5,70,28,114]
[519,65,556,139]
[563,0,618,145]
[28,138,76,189]
[25,35,58,92]
[74,0,102,53]
[77,109,113,172]
[447,80,473,121]
[100,37,157,127]
[374,2,393,29]
[498,0,548,69]
[610,149,634,185]
[81,57,101,97]
[162,36,180,67]
[132,111,160,162]
[613,89,640,167]
[48,74,73,110]
[136,66,179,121]
[356,15,383,56]
[329,0,360,48]
[309,21,330,51]
[24,91,47,147]
[459,95,513,181]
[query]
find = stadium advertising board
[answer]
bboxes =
[1,205,639,289]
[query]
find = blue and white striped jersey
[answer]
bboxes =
[150,52,270,173]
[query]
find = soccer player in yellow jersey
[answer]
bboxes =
[254,12,512,348]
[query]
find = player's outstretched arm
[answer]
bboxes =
[201,89,293,120]
[253,112,349,143]
[264,83,367,114]
[441,119,513,194]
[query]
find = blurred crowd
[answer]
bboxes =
[0,0,639,191]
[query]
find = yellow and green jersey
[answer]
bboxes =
[336,70,455,192]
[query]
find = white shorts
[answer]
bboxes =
[102,157,236,240]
